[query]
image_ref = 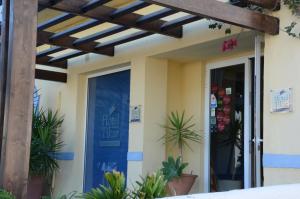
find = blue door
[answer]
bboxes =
[84,70,130,191]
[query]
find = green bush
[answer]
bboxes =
[82,171,127,199]
[161,156,188,182]
[42,191,78,199]
[131,171,167,199]
[30,108,64,177]
[0,189,15,199]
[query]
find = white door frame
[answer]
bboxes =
[204,57,251,192]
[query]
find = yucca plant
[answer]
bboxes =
[161,111,201,159]
[0,189,15,199]
[131,171,167,199]
[82,171,127,199]
[30,108,64,177]
[161,156,188,182]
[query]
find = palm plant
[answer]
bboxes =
[131,171,167,199]
[161,111,201,159]
[30,108,64,177]
[82,171,127,199]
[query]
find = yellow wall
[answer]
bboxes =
[35,3,300,195]
[263,4,300,185]
[143,58,168,175]
[166,61,205,193]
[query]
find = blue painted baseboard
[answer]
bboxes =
[127,152,143,161]
[263,153,300,169]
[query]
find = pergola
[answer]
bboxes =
[0,0,279,198]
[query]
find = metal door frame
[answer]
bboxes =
[204,57,252,192]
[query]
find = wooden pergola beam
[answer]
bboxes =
[38,0,111,31]
[49,19,103,41]
[35,69,67,83]
[38,0,183,38]
[48,50,85,63]
[0,0,38,197]
[73,25,127,46]
[38,13,75,31]
[143,0,280,35]
[136,8,177,25]
[36,46,65,58]
[81,0,111,13]
[110,1,150,18]
[45,12,201,63]
[36,55,68,68]
[38,30,114,56]
[38,0,65,11]
[95,31,153,50]
[161,15,201,31]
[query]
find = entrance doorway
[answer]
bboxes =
[84,69,130,192]
[205,58,251,192]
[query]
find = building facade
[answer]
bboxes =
[35,1,300,196]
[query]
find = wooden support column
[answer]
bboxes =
[0,0,38,198]
[0,0,11,156]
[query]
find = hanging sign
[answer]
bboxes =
[270,88,293,113]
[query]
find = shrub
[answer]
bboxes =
[82,171,127,199]
[0,189,15,199]
[131,171,167,199]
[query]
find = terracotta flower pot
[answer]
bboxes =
[167,174,198,196]
[28,176,45,199]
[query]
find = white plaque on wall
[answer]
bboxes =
[130,105,142,123]
[270,88,293,113]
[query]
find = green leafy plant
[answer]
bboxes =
[42,191,78,199]
[284,0,300,14]
[0,189,15,199]
[161,111,201,159]
[131,171,167,199]
[30,108,64,177]
[161,156,188,182]
[81,171,127,199]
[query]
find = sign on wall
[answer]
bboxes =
[130,105,142,123]
[270,88,293,113]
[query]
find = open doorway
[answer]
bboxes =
[206,58,251,192]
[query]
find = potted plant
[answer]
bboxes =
[131,171,167,199]
[82,171,128,199]
[28,108,64,199]
[161,156,197,195]
[160,111,201,195]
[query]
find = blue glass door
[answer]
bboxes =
[84,70,130,191]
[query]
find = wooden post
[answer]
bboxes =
[0,0,11,156]
[0,0,38,198]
